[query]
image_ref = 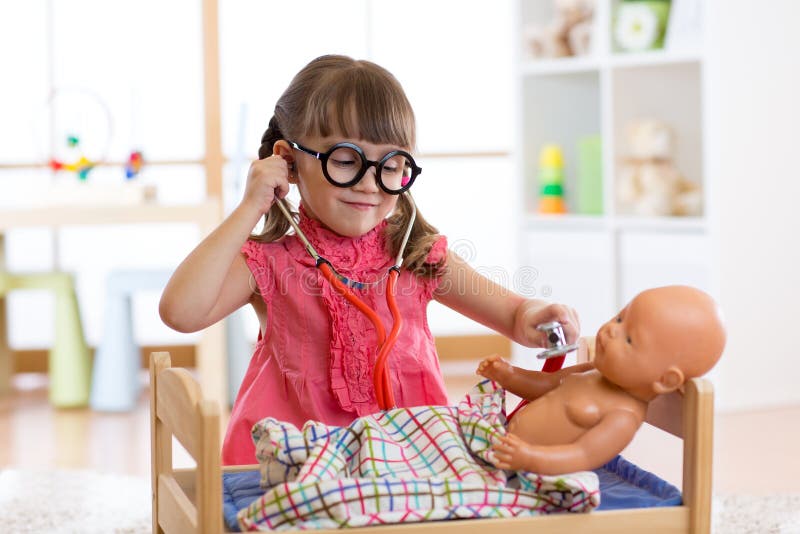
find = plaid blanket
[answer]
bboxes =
[238,380,599,530]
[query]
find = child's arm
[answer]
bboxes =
[159,156,290,333]
[477,355,594,399]
[492,409,641,475]
[434,250,580,347]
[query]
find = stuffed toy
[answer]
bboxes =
[525,0,595,58]
[616,119,702,216]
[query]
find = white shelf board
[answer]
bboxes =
[524,214,609,232]
[523,214,707,233]
[613,215,707,233]
[609,49,703,69]
[0,200,221,230]
[520,56,601,76]
[520,49,702,77]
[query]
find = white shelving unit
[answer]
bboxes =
[514,0,713,342]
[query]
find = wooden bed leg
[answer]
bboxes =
[198,399,222,533]
[682,378,714,534]
[150,352,173,534]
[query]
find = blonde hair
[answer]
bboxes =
[253,54,444,277]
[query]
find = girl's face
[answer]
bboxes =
[292,134,404,237]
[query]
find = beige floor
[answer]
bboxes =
[1,371,799,495]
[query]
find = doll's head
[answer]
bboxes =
[593,285,726,402]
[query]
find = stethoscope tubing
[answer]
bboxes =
[274,195,416,410]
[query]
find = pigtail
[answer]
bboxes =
[250,115,296,243]
[386,194,445,278]
[258,116,282,159]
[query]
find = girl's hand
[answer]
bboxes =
[515,300,581,348]
[241,155,291,216]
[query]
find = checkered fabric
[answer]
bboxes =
[238,379,599,530]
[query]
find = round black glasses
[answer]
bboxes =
[289,140,422,195]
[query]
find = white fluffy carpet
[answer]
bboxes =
[0,469,151,533]
[0,468,798,533]
[712,493,800,534]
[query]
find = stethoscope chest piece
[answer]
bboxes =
[536,321,579,360]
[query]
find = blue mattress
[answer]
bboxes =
[222,455,681,531]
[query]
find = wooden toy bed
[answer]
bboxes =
[149,339,714,534]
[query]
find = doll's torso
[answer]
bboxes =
[507,369,647,446]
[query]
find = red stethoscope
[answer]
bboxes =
[274,196,417,410]
[507,322,577,420]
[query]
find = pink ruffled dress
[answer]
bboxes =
[221,210,450,465]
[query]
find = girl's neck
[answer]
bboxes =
[296,203,390,270]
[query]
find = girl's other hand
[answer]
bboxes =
[517,301,581,348]
[241,155,291,217]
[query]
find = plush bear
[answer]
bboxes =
[525,0,596,58]
[616,119,702,216]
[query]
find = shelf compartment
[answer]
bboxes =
[522,72,602,215]
[611,61,704,217]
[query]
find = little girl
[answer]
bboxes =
[159,55,580,465]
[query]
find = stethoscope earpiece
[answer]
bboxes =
[536,321,579,360]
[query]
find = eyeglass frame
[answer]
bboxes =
[288,140,422,195]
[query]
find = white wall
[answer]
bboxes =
[710,0,800,411]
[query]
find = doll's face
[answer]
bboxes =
[593,293,673,392]
[593,286,726,399]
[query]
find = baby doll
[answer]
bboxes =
[477,285,725,475]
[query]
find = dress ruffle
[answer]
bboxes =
[241,239,275,300]
[289,206,394,414]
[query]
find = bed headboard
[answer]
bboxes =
[578,336,714,532]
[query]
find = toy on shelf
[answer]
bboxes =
[616,118,701,216]
[577,134,603,215]
[36,87,158,205]
[537,144,568,214]
[42,88,112,181]
[477,285,725,475]
[124,150,144,179]
[525,0,595,59]
[48,142,96,181]
[614,0,672,53]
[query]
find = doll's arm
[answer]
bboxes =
[477,355,593,400]
[492,409,640,475]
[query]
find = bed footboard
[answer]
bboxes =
[150,351,222,533]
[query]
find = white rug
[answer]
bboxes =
[0,468,798,533]
[0,469,151,533]
[712,493,800,534]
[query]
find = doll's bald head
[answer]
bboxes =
[595,285,726,400]
[635,285,726,379]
